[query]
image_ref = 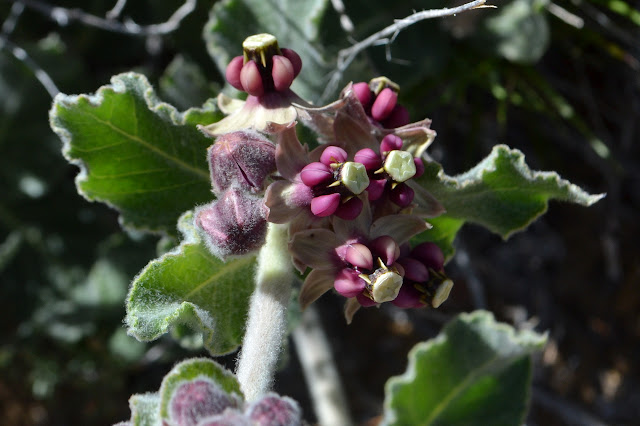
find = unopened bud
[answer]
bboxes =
[240,61,265,96]
[380,134,403,153]
[280,48,302,77]
[310,193,341,217]
[371,88,398,121]
[225,56,245,91]
[335,196,363,220]
[320,146,348,166]
[334,268,367,298]
[272,55,295,91]
[169,379,237,426]
[354,148,381,171]
[389,183,415,207]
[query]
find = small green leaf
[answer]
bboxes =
[125,211,256,355]
[204,0,331,101]
[383,310,547,426]
[418,145,604,240]
[128,392,161,426]
[50,72,219,234]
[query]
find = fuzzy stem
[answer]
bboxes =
[236,223,293,401]
[292,305,353,426]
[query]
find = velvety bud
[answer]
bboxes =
[384,150,416,182]
[196,190,268,260]
[320,146,347,166]
[370,270,403,303]
[389,183,414,207]
[353,82,373,109]
[310,193,340,217]
[371,87,398,121]
[240,61,264,96]
[197,410,251,426]
[246,394,302,426]
[397,257,429,282]
[272,55,295,91]
[370,235,400,265]
[335,196,363,220]
[354,148,382,171]
[340,162,369,195]
[380,134,403,153]
[392,284,425,308]
[226,56,245,91]
[383,104,410,128]
[414,157,425,178]
[334,268,367,298]
[336,243,373,270]
[410,242,445,271]
[300,162,332,187]
[169,379,236,426]
[366,178,387,201]
[356,292,378,307]
[208,131,276,195]
[281,48,302,77]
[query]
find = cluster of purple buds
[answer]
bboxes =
[354,134,425,207]
[352,77,410,128]
[225,33,302,97]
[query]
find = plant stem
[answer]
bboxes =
[292,305,353,426]
[236,223,293,401]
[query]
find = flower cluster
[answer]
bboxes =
[195,34,453,321]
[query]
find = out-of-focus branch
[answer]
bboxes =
[0,36,59,97]
[9,0,196,36]
[2,1,24,34]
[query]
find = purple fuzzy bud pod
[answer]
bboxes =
[414,157,425,178]
[197,410,251,426]
[320,146,348,166]
[300,162,332,187]
[226,56,245,91]
[380,134,403,153]
[356,292,378,307]
[389,183,414,207]
[371,88,398,121]
[208,131,276,195]
[272,55,295,91]
[169,380,236,426]
[334,268,367,298]
[246,394,302,426]
[335,196,363,220]
[240,61,264,97]
[354,148,382,171]
[383,105,410,128]
[196,189,268,260]
[366,178,387,201]
[370,235,400,265]
[336,243,373,270]
[392,284,425,308]
[397,257,429,282]
[411,242,445,271]
[280,48,302,77]
[310,193,340,217]
[353,82,373,109]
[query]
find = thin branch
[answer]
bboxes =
[330,0,354,34]
[106,0,127,20]
[2,1,24,35]
[321,0,493,102]
[0,36,59,97]
[10,0,196,36]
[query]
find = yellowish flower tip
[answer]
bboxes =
[384,150,416,183]
[432,278,454,308]
[242,33,281,66]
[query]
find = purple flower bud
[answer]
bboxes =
[356,292,378,307]
[354,148,382,171]
[336,243,373,270]
[310,193,340,217]
[226,56,245,91]
[335,196,363,220]
[389,183,414,207]
[410,242,445,271]
[280,48,302,77]
[383,104,410,128]
[169,379,237,426]
[272,55,295,91]
[196,189,268,260]
[353,82,373,110]
[371,87,398,121]
[320,146,347,166]
[240,61,265,97]
[208,131,276,195]
[397,257,429,282]
[370,235,400,265]
[414,157,425,178]
[334,268,367,298]
[197,410,251,426]
[245,394,302,426]
[300,162,332,187]
[392,284,425,308]
[366,178,387,201]
[380,134,403,153]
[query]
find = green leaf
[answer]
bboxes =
[50,72,220,234]
[418,145,604,240]
[128,392,161,426]
[411,215,463,262]
[204,0,331,101]
[383,310,547,426]
[125,211,256,355]
[158,358,242,420]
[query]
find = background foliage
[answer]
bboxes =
[1,0,637,424]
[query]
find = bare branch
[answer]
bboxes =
[106,0,127,20]
[2,1,24,35]
[330,0,354,34]
[0,36,59,97]
[320,0,493,102]
[10,0,196,36]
